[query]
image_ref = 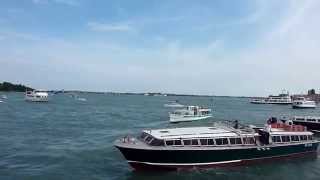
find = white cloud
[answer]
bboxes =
[32,0,79,6]
[87,22,134,32]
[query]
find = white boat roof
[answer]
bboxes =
[143,127,256,140]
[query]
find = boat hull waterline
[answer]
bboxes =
[292,105,316,109]
[115,142,319,170]
[169,115,212,123]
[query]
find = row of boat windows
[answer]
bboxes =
[295,118,320,122]
[140,133,255,146]
[268,98,290,100]
[271,135,313,143]
[164,137,254,146]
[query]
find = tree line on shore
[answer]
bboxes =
[0,82,33,92]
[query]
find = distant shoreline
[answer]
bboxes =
[46,90,253,98]
[0,81,254,98]
[4,81,316,99]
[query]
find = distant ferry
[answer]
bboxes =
[25,90,49,102]
[283,116,320,130]
[251,91,292,104]
[114,119,318,170]
[169,105,212,123]
[292,97,316,109]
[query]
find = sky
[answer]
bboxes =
[0,0,320,96]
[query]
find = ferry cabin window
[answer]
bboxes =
[307,119,316,122]
[308,135,313,140]
[174,140,182,146]
[243,137,255,144]
[230,138,243,145]
[215,138,222,145]
[150,139,165,146]
[183,139,191,146]
[200,139,208,145]
[216,138,228,145]
[235,138,242,144]
[281,136,290,142]
[191,139,199,145]
[229,138,236,145]
[165,140,174,146]
[208,139,215,145]
[272,136,281,143]
[291,135,299,142]
[300,135,307,141]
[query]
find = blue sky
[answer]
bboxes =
[1,0,320,96]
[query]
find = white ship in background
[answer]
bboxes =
[251,90,292,104]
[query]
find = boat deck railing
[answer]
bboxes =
[213,120,256,135]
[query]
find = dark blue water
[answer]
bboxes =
[0,93,320,180]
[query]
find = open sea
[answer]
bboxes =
[1,92,320,180]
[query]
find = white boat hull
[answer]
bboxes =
[292,104,316,108]
[164,104,184,108]
[169,115,212,123]
[25,96,48,102]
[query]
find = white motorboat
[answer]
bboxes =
[250,91,292,104]
[292,97,316,109]
[0,100,3,103]
[169,106,212,123]
[164,101,184,108]
[25,90,49,102]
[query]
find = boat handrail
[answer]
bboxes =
[213,120,255,135]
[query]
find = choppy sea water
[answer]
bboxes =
[0,92,320,180]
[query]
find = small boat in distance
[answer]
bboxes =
[77,97,87,102]
[114,119,319,171]
[25,90,49,102]
[169,105,212,123]
[1,95,7,99]
[164,100,184,108]
[292,97,316,109]
[250,91,292,104]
